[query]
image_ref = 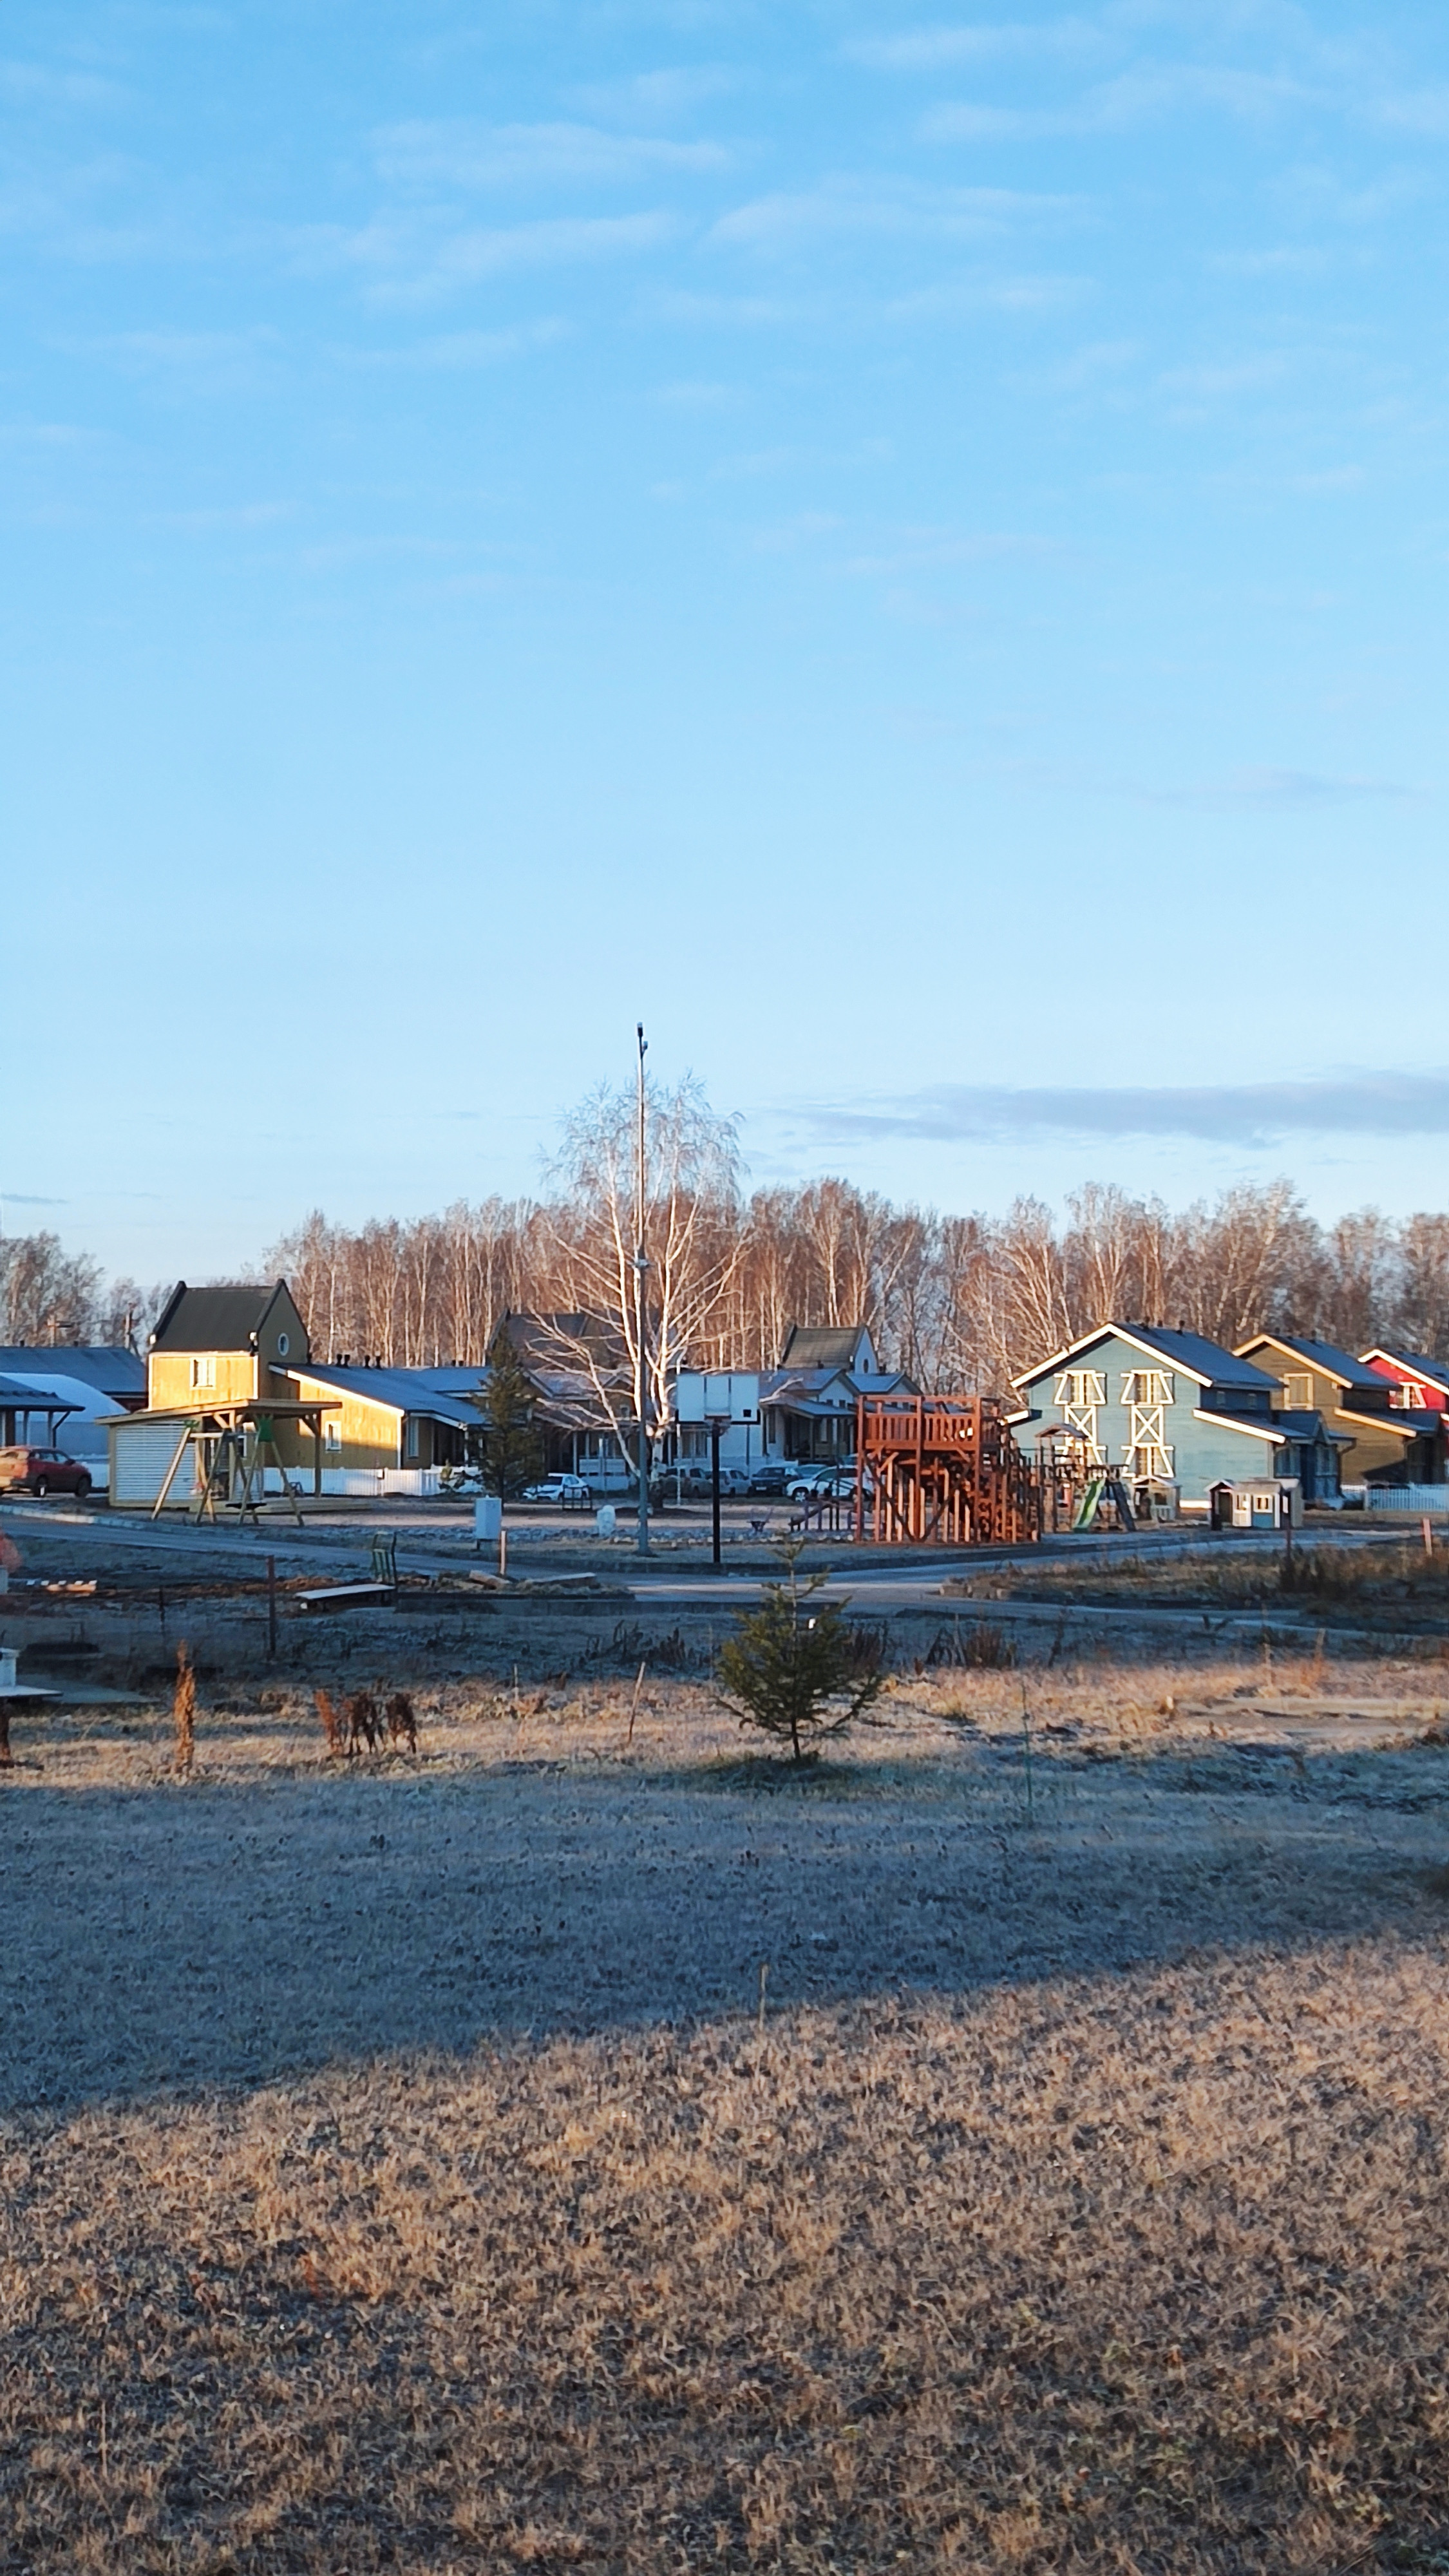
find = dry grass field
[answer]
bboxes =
[5,1642,1449,2572]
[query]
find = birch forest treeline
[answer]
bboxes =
[263,1182,1449,1386]
[10,1070,1449,1388]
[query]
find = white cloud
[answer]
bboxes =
[339,319,569,369]
[708,175,1080,254]
[922,61,1317,141]
[800,1070,1449,1148]
[844,19,1103,72]
[567,66,739,124]
[372,119,728,192]
[294,211,677,304]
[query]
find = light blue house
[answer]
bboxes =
[1010,1323,1289,1506]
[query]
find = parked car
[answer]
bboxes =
[785,1464,846,1499]
[676,1463,750,1499]
[520,1473,592,1510]
[746,1461,795,1496]
[0,1446,93,1499]
[788,1466,869,1504]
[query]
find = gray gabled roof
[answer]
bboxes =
[279,1361,480,1428]
[150,1282,290,1354]
[0,1373,75,1416]
[1274,1410,1353,1448]
[1248,1333,1385,1391]
[1126,1325,1280,1390]
[0,1345,144,1401]
[778,1324,875,1371]
[1016,1320,1278,1394]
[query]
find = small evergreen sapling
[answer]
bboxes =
[471,1329,545,1499]
[717,1543,884,1765]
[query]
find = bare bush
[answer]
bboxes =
[384,1690,417,1753]
[171,1644,196,1776]
[314,1687,346,1759]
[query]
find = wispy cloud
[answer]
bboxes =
[71,325,281,391]
[372,119,728,192]
[1132,766,1410,808]
[339,319,569,369]
[841,526,1071,576]
[923,63,1316,142]
[802,1072,1449,1150]
[292,211,676,303]
[709,175,1081,253]
[568,66,739,124]
[845,19,1103,73]
[0,57,128,108]
[1372,85,1449,137]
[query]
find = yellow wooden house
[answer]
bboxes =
[147,1281,309,1412]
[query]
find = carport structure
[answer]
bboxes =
[855,1393,1042,1547]
[106,1397,339,1520]
[0,1374,79,1448]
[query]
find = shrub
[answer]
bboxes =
[717,1544,884,1765]
[172,1643,196,1776]
[315,1687,347,1758]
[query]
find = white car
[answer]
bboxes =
[520,1473,592,1509]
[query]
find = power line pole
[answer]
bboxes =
[634,1022,650,1558]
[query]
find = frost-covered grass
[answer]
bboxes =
[5,1665,1449,2570]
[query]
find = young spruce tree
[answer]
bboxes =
[471,1328,545,1499]
[718,1542,884,1766]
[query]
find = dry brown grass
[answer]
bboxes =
[5,1953,1449,2572]
[6,1661,1449,2570]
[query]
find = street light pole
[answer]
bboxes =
[634,1022,650,1559]
[706,1414,730,1571]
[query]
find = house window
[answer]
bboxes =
[404,1417,421,1461]
[325,1421,341,1452]
[276,1332,290,1358]
[1121,1371,1173,1481]
[1056,1370,1106,1409]
[1282,1373,1313,1412]
[189,1356,215,1390]
[1054,1368,1106,1464]
[1120,1371,1173,1408]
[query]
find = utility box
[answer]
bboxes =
[1209,1478,1303,1531]
[473,1495,502,1546]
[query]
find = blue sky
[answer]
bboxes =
[6,1,1449,1278]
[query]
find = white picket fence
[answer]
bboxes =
[1365,1485,1449,1515]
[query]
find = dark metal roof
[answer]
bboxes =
[1128,1324,1282,1388]
[0,1345,145,1399]
[150,1283,287,1354]
[1274,1410,1353,1446]
[778,1325,873,1370]
[1255,1334,1385,1390]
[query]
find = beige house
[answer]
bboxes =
[1234,1332,1431,1484]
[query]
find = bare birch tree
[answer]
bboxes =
[538,1074,744,1469]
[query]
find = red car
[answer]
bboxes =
[0,1446,93,1499]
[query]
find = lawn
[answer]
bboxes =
[4,1660,1449,2571]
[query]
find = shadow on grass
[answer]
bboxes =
[3,1737,1448,2115]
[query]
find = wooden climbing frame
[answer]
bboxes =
[855,1393,1042,1548]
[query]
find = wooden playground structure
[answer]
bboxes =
[854,1394,1043,1548]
